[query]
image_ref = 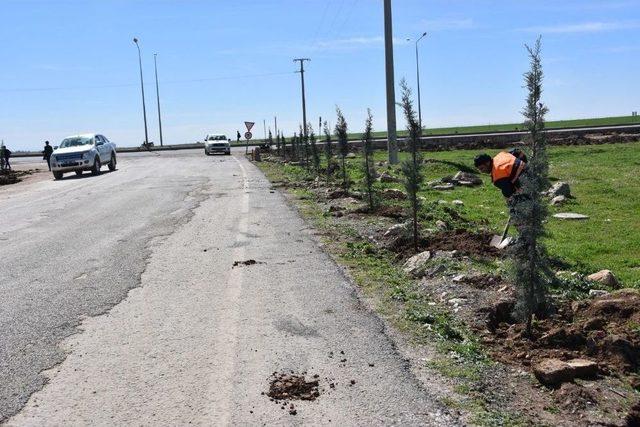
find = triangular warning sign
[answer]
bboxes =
[244,121,255,132]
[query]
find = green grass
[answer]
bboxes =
[369,114,640,139]
[269,142,640,285]
[234,115,640,145]
[393,143,640,286]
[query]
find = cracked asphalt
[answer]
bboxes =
[1,150,455,425]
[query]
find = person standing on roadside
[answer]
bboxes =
[236,130,241,143]
[43,141,53,171]
[1,144,11,170]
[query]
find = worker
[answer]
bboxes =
[474,149,527,199]
[43,141,54,171]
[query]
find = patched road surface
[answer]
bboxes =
[1,151,454,425]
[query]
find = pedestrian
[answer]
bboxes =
[2,144,11,170]
[43,141,53,171]
[237,130,241,143]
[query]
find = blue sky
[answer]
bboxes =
[0,0,638,151]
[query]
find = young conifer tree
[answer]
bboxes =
[299,125,309,169]
[267,129,274,152]
[292,132,298,161]
[323,121,334,185]
[335,107,349,189]
[308,124,321,174]
[281,133,287,160]
[399,80,424,252]
[361,109,376,210]
[511,37,553,336]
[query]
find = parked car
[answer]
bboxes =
[50,134,117,180]
[204,134,231,156]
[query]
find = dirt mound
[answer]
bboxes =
[267,372,320,401]
[481,290,640,379]
[376,205,404,219]
[461,274,507,289]
[423,229,500,258]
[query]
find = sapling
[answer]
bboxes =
[361,109,376,211]
[510,37,553,337]
[399,80,424,252]
[335,107,349,189]
[323,121,334,184]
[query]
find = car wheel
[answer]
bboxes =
[226,151,231,155]
[108,153,116,171]
[53,171,63,180]
[75,170,83,176]
[91,157,101,175]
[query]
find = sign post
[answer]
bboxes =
[244,121,255,154]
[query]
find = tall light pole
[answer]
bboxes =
[293,58,310,139]
[383,0,398,164]
[153,53,164,147]
[133,38,149,147]
[414,32,427,131]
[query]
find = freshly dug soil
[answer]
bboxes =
[267,373,320,401]
[423,229,501,258]
[480,290,640,378]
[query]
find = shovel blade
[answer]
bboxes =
[490,235,512,249]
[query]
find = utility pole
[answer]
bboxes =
[274,116,278,139]
[263,119,267,141]
[133,38,149,147]
[293,58,310,139]
[153,53,164,147]
[383,0,398,164]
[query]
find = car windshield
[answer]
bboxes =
[208,135,227,141]
[60,136,93,148]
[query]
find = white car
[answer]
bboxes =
[204,134,231,156]
[51,134,117,180]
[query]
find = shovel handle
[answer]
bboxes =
[501,216,511,240]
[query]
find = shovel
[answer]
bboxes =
[490,216,512,249]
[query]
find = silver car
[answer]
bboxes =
[204,134,231,156]
[50,134,117,180]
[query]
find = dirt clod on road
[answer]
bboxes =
[232,259,260,268]
[267,372,320,402]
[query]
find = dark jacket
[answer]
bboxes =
[43,145,53,159]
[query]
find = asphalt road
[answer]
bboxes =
[1,151,454,425]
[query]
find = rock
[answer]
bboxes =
[588,289,610,298]
[378,172,400,183]
[434,250,457,259]
[402,251,432,277]
[452,274,466,282]
[346,152,356,159]
[533,358,575,386]
[550,195,567,205]
[448,298,466,306]
[432,183,455,191]
[566,359,598,379]
[586,270,619,288]
[435,220,447,230]
[533,357,598,387]
[382,188,407,200]
[457,181,476,187]
[452,171,482,185]
[383,223,409,239]
[328,205,345,213]
[451,200,464,206]
[547,181,571,198]
[553,213,589,220]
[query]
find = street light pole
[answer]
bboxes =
[415,32,427,131]
[383,0,398,164]
[293,58,310,139]
[153,53,164,147]
[133,38,149,147]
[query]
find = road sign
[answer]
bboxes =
[244,122,255,132]
[245,131,253,140]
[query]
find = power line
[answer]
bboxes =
[0,71,295,94]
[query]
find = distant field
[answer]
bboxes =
[368,115,640,139]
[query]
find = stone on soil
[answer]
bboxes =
[432,183,455,191]
[550,195,567,205]
[402,251,432,277]
[553,213,589,220]
[378,172,400,183]
[547,181,571,198]
[586,270,619,288]
[533,358,598,386]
